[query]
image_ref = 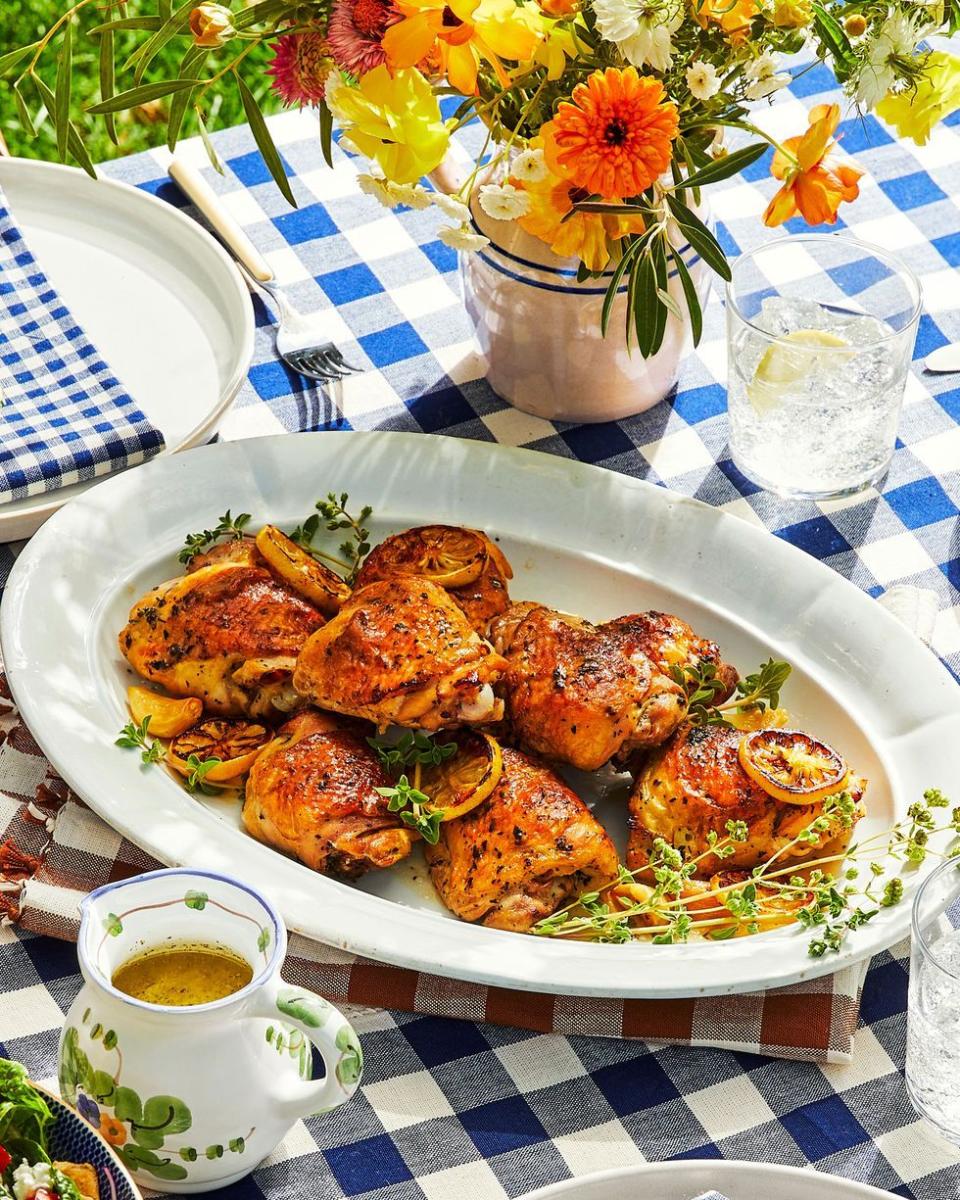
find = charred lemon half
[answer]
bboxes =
[168,717,272,782]
[361,526,488,589]
[255,525,350,614]
[419,731,503,821]
[738,728,846,806]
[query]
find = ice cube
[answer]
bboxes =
[755,295,830,336]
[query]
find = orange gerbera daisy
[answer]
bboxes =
[693,0,759,42]
[515,153,646,272]
[763,103,863,227]
[540,67,679,202]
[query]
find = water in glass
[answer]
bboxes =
[727,295,908,498]
[907,924,960,1143]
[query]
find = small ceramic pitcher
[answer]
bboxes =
[59,868,363,1193]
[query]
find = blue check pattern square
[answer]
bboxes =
[0,185,165,504]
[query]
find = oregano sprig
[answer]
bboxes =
[115,716,164,765]
[178,510,252,565]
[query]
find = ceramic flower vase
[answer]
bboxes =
[59,869,363,1193]
[461,199,713,424]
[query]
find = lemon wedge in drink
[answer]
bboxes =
[748,328,851,414]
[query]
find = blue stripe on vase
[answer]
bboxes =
[471,220,697,279]
[475,250,701,295]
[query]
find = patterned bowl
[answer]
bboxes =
[32,1082,143,1200]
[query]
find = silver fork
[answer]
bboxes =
[168,157,362,383]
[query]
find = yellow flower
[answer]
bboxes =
[531,11,578,80]
[875,52,960,146]
[333,65,450,184]
[384,0,541,94]
[693,0,759,42]
[189,3,234,46]
[771,0,812,28]
[515,144,645,272]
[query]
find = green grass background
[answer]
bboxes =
[1,1,284,163]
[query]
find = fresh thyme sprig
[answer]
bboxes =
[533,789,960,956]
[115,717,164,765]
[673,657,792,726]
[367,730,458,772]
[290,493,372,585]
[376,774,444,845]
[367,731,458,844]
[178,510,252,566]
[183,754,223,795]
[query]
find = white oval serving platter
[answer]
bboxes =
[3,432,958,997]
[0,157,254,542]
[520,1161,901,1200]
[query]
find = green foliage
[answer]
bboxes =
[0,0,282,164]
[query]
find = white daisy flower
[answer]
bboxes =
[591,0,683,72]
[438,224,490,252]
[744,52,790,100]
[389,182,433,210]
[478,182,530,221]
[686,60,721,101]
[357,172,397,209]
[432,192,472,223]
[855,12,923,107]
[511,147,549,182]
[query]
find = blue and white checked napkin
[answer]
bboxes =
[0,183,165,504]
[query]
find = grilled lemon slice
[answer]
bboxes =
[168,718,272,782]
[127,686,202,738]
[419,732,503,821]
[738,728,846,805]
[361,526,487,589]
[255,525,350,614]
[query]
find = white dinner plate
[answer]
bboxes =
[0,157,254,542]
[3,432,959,998]
[520,1161,898,1199]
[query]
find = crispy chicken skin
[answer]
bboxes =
[355,525,513,632]
[186,536,262,573]
[293,576,507,731]
[243,711,415,879]
[488,603,737,771]
[119,563,325,719]
[627,721,865,875]
[425,746,619,931]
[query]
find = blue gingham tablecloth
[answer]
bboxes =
[3,60,960,1200]
[0,185,165,502]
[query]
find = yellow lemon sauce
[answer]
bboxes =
[112,943,253,1006]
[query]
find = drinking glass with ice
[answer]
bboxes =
[725,237,921,500]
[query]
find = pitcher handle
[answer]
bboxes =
[248,978,363,1119]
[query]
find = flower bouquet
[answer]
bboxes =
[5,0,959,407]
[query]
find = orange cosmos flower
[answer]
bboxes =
[383,0,540,95]
[693,0,759,42]
[515,152,646,272]
[763,103,863,227]
[540,67,678,202]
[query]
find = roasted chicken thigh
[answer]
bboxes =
[489,603,737,771]
[243,711,415,878]
[627,721,865,875]
[119,563,325,719]
[293,576,507,731]
[424,745,619,931]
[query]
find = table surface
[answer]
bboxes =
[3,59,960,1200]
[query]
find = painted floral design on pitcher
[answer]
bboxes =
[59,868,362,1192]
[60,1012,254,1183]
